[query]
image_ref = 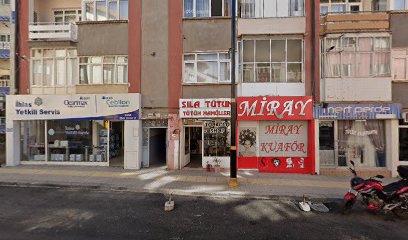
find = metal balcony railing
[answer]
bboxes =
[0,42,10,49]
[0,79,10,87]
[29,22,78,41]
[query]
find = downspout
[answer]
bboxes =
[311,0,316,102]
[14,0,19,94]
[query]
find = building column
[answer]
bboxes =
[6,120,20,166]
[124,120,142,170]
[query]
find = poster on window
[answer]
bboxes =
[259,121,308,157]
[238,127,257,157]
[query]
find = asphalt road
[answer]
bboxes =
[0,186,406,240]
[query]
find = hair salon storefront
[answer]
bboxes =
[6,93,142,169]
[179,98,231,169]
[316,103,401,177]
[237,96,315,174]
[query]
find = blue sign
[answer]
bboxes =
[66,110,140,121]
[315,103,401,120]
[0,87,10,96]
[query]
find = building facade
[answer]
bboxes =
[5,0,408,177]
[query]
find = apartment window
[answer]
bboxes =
[241,0,304,18]
[390,0,406,10]
[54,9,82,24]
[393,49,408,80]
[241,39,303,83]
[0,35,10,42]
[184,53,231,83]
[79,56,128,84]
[372,0,387,11]
[324,36,391,78]
[320,0,362,15]
[84,0,128,21]
[31,49,78,87]
[2,0,10,4]
[184,0,232,17]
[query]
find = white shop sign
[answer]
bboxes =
[179,98,231,119]
[6,93,141,121]
[259,121,308,157]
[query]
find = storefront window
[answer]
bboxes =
[21,120,107,162]
[21,121,46,161]
[203,120,230,157]
[337,120,386,167]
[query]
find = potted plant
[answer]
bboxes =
[213,158,222,173]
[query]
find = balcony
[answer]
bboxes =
[320,12,389,34]
[29,23,78,41]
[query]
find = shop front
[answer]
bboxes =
[6,93,142,169]
[316,103,401,176]
[179,98,231,169]
[237,96,315,174]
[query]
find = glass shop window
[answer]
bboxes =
[203,120,231,157]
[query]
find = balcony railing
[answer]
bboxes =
[0,42,10,49]
[29,23,78,41]
[320,11,389,34]
[0,79,10,87]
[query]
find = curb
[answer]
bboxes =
[0,181,343,202]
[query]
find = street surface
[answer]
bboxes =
[0,186,406,240]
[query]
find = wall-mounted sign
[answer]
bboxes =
[237,96,313,121]
[6,94,141,121]
[179,98,231,118]
[315,103,401,120]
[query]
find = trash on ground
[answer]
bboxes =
[164,193,175,212]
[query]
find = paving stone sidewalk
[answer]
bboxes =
[0,165,399,200]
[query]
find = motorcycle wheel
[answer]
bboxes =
[342,200,355,215]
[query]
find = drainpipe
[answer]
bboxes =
[311,0,316,102]
[14,0,19,94]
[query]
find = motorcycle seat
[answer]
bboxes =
[383,179,408,195]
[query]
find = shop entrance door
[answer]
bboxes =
[109,121,125,167]
[183,127,202,168]
[148,128,167,167]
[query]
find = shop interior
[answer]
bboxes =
[184,127,203,168]
[109,121,124,168]
[148,128,167,167]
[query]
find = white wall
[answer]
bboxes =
[323,78,392,102]
[238,83,306,97]
[238,17,306,36]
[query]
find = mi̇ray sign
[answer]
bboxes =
[237,96,313,121]
[6,94,141,121]
[179,98,231,118]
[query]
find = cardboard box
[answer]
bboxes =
[60,141,69,147]
[75,154,83,162]
[70,154,76,161]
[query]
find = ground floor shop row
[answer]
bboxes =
[5,94,408,177]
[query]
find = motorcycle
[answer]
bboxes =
[343,161,408,218]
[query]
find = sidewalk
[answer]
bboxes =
[0,165,398,200]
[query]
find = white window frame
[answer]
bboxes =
[324,35,391,78]
[392,49,408,81]
[79,56,128,85]
[54,9,82,24]
[320,0,362,15]
[240,0,305,18]
[30,48,78,87]
[183,52,231,84]
[240,38,304,83]
[83,0,129,21]
[183,0,232,18]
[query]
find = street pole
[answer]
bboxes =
[228,0,238,188]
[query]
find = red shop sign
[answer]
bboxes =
[237,96,313,121]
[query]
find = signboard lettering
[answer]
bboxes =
[237,96,313,120]
[179,98,231,118]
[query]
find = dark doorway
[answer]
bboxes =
[185,127,202,168]
[149,128,167,167]
[109,121,124,168]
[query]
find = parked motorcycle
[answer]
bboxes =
[343,161,408,219]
